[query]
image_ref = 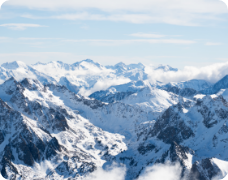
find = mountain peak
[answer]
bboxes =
[1,61,27,70]
[201,74,228,94]
[218,74,228,82]
[72,59,103,69]
[106,62,145,71]
[32,61,46,66]
[81,59,96,63]
[115,62,126,66]
[155,64,178,72]
[4,76,17,84]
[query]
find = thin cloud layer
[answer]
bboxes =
[65,38,196,46]
[6,0,228,26]
[21,12,224,26]
[129,33,166,38]
[6,0,226,14]
[205,42,222,46]
[0,23,46,30]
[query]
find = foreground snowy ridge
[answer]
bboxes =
[1,60,228,179]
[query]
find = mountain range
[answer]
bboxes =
[1,60,228,179]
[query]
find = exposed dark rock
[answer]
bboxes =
[0,130,4,144]
[199,105,218,128]
[188,159,222,180]
[53,112,69,131]
[1,145,18,179]
[79,162,96,174]
[46,137,61,159]
[137,143,155,155]
[55,161,70,176]
[169,142,189,163]
[28,142,41,162]
[218,123,228,134]
[2,145,15,163]
[148,106,194,144]
[16,136,34,166]
[90,91,135,103]
[35,138,46,153]
[165,86,198,98]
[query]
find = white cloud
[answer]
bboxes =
[14,0,227,26]
[205,42,222,46]
[6,0,226,14]
[137,162,182,180]
[51,13,182,25]
[65,38,196,46]
[17,37,62,41]
[22,11,224,26]
[0,0,7,9]
[0,36,196,46]
[83,162,228,180]
[129,32,165,38]
[0,23,47,30]
[146,61,228,84]
[81,162,184,180]
[79,77,131,96]
[0,36,10,41]
[82,163,126,180]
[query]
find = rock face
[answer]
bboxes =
[164,86,198,98]
[164,79,212,92]
[148,103,194,144]
[188,158,222,180]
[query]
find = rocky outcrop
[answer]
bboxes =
[147,104,194,144]
[188,159,222,180]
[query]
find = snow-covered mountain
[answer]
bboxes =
[1,60,228,180]
[0,77,149,179]
[106,62,145,72]
[154,64,178,72]
[32,60,116,95]
[118,86,180,114]
[0,61,57,85]
[32,61,179,96]
[32,60,150,95]
[115,95,228,180]
[89,80,153,103]
[164,79,212,91]
[90,80,181,117]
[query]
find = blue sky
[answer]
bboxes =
[0,0,228,69]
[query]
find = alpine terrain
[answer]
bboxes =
[0,60,228,180]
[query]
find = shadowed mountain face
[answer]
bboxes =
[201,75,228,94]
[2,61,228,179]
